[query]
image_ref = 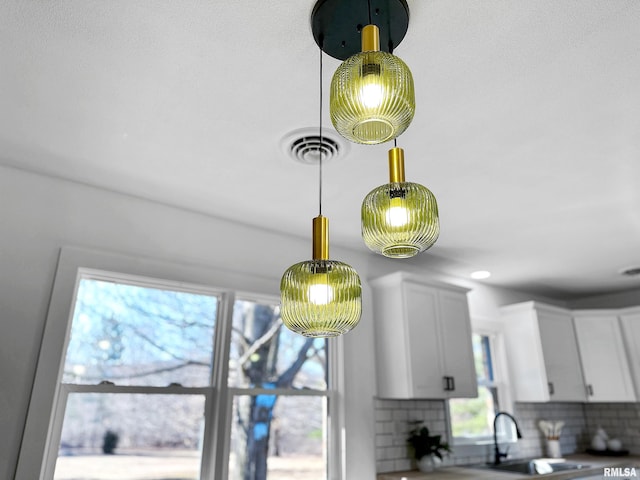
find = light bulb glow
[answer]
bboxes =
[360,82,384,108]
[385,197,409,227]
[308,279,334,305]
[330,51,415,144]
[280,259,362,338]
[362,182,439,258]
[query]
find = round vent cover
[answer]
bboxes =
[281,128,349,165]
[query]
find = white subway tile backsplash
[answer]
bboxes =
[376,409,393,421]
[376,459,395,472]
[584,403,640,455]
[374,398,640,473]
[394,458,412,471]
[408,409,425,421]
[376,435,394,448]
[392,409,408,421]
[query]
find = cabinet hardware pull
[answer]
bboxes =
[548,382,554,395]
[442,376,455,391]
[587,384,594,396]
[441,376,455,391]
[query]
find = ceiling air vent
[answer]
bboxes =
[281,128,349,165]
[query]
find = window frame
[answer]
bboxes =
[42,268,227,480]
[15,246,343,480]
[445,317,514,453]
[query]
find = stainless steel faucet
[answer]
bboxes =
[493,411,523,465]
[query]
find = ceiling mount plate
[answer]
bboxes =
[311,0,410,60]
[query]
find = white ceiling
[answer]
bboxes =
[1,0,639,300]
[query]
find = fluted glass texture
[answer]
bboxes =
[280,260,362,338]
[330,51,415,144]
[362,182,439,258]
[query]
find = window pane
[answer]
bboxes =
[473,334,493,382]
[63,278,217,387]
[54,393,204,480]
[228,299,327,390]
[449,385,498,438]
[228,395,326,480]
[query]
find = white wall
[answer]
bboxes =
[0,165,379,480]
[0,164,622,480]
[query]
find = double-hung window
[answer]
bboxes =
[16,249,338,480]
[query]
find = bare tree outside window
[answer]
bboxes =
[228,300,327,480]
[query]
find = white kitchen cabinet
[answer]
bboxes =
[618,307,640,399]
[370,272,477,399]
[501,302,586,402]
[573,310,636,402]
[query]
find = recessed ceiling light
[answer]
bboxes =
[470,270,491,280]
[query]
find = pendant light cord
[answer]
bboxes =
[318,45,324,217]
[367,0,372,24]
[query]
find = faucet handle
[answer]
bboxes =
[497,446,509,459]
[503,446,510,458]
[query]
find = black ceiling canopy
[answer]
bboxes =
[311,0,410,60]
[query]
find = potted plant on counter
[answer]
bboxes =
[407,422,451,473]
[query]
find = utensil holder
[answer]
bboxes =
[546,438,561,458]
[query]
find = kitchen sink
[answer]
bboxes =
[475,458,591,475]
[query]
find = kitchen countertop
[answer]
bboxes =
[377,454,640,480]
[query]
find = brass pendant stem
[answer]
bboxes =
[312,215,329,260]
[361,24,380,52]
[388,147,406,183]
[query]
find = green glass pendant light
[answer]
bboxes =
[281,215,362,337]
[330,24,415,144]
[311,0,414,145]
[361,147,439,258]
[280,42,362,338]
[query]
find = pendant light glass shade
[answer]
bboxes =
[361,147,439,258]
[281,216,362,337]
[330,25,415,144]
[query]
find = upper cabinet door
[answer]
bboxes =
[574,312,636,403]
[502,302,586,402]
[537,308,586,402]
[402,281,445,398]
[619,308,640,400]
[371,272,477,399]
[438,288,477,398]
